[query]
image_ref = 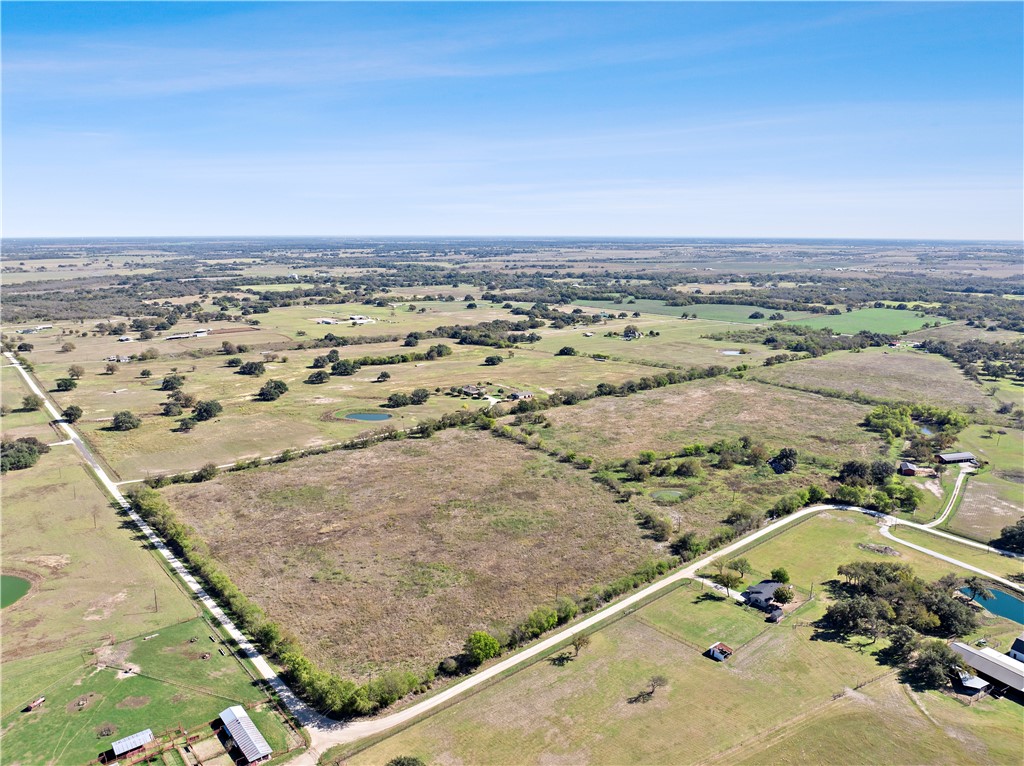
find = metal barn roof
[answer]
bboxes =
[220,706,273,763]
[938,452,976,462]
[951,643,1024,692]
[111,729,154,756]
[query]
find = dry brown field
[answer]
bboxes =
[163,429,655,678]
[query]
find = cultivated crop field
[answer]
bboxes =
[344,510,1022,766]
[749,346,996,413]
[528,377,881,464]
[163,429,657,678]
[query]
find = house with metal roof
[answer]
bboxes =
[1008,633,1024,663]
[111,729,154,758]
[708,642,733,662]
[742,580,785,610]
[951,643,1024,692]
[220,706,273,764]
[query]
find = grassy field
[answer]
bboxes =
[749,346,996,413]
[163,428,657,679]
[1,427,300,764]
[574,298,813,324]
[533,315,776,367]
[945,425,1024,542]
[784,307,948,334]
[907,321,1022,344]
[43,340,655,478]
[343,511,1021,766]
[529,377,881,465]
[1,363,60,442]
[886,526,1024,583]
[0,619,296,766]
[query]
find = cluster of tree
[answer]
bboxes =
[311,343,452,371]
[385,388,431,408]
[257,379,288,401]
[708,325,896,358]
[1,436,51,472]
[826,562,980,639]
[862,403,968,444]
[831,466,922,513]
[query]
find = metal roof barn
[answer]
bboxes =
[111,729,154,756]
[220,706,273,764]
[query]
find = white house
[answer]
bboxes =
[708,641,733,662]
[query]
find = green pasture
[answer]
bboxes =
[575,298,811,324]
[945,425,1024,542]
[886,526,1024,582]
[784,307,947,334]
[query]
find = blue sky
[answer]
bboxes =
[3,2,1022,239]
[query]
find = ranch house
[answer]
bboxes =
[742,580,785,610]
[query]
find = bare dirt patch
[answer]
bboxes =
[115,695,150,710]
[24,554,71,571]
[83,590,128,621]
[164,429,655,678]
[857,544,901,557]
[66,692,101,713]
[950,480,1024,542]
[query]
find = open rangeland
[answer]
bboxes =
[340,511,1021,766]
[526,377,882,465]
[1,363,61,442]
[573,298,814,324]
[40,337,656,478]
[944,425,1024,542]
[749,346,996,413]
[162,428,657,679]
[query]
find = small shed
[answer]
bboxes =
[956,671,991,696]
[898,461,920,476]
[768,608,785,623]
[220,706,273,765]
[708,641,733,662]
[937,452,977,464]
[26,696,45,711]
[508,391,533,401]
[111,729,154,758]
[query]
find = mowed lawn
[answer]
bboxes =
[530,377,881,465]
[945,425,1024,542]
[749,346,996,413]
[345,511,1022,766]
[163,429,657,679]
[784,307,948,334]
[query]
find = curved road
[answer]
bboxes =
[7,353,1020,764]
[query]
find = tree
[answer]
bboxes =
[484,355,504,366]
[387,392,412,408]
[257,379,288,401]
[728,557,752,578]
[649,675,668,694]
[571,633,591,656]
[386,758,426,766]
[17,342,33,352]
[770,567,790,584]
[238,361,266,376]
[993,518,1024,553]
[331,359,360,376]
[60,342,76,353]
[717,571,742,596]
[906,640,964,689]
[0,405,8,417]
[177,417,197,432]
[306,370,330,384]
[748,311,765,319]
[410,388,430,405]
[21,394,44,411]
[193,463,219,482]
[376,370,391,382]
[886,624,920,664]
[869,460,896,485]
[62,405,83,423]
[557,346,578,356]
[773,587,793,604]
[1,437,50,472]
[221,341,237,355]
[772,447,798,473]
[193,400,223,421]
[162,402,183,417]
[55,378,77,391]
[226,357,243,367]
[838,460,871,486]
[160,374,185,391]
[68,364,85,379]
[111,411,141,431]
[105,362,119,375]
[140,369,153,378]
[464,631,501,666]
[962,576,994,602]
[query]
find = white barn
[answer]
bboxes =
[220,706,273,764]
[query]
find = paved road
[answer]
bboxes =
[8,353,1020,764]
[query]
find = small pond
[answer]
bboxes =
[1,575,31,608]
[344,412,393,422]
[961,586,1024,625]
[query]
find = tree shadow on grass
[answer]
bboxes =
[547,652,575,667]
[627,690,653,704]
[694,591,727,603]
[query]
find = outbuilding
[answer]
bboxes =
[1008,633,1024,663]
[937,452,977,464]
[220,706,273,765]
[111,729,154,759]
[708,642,733,662]
[508,391,534,401]
[951,643,1024,692]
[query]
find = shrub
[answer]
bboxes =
[484,355,504,366]
[62,404,83,423]
[306,370,330,384]
[193,400,223,421]
[56,378,77,391]
[111,410,141,431]
[464,631,502,665]
[238,361,266,376]
[257,379,289,401]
